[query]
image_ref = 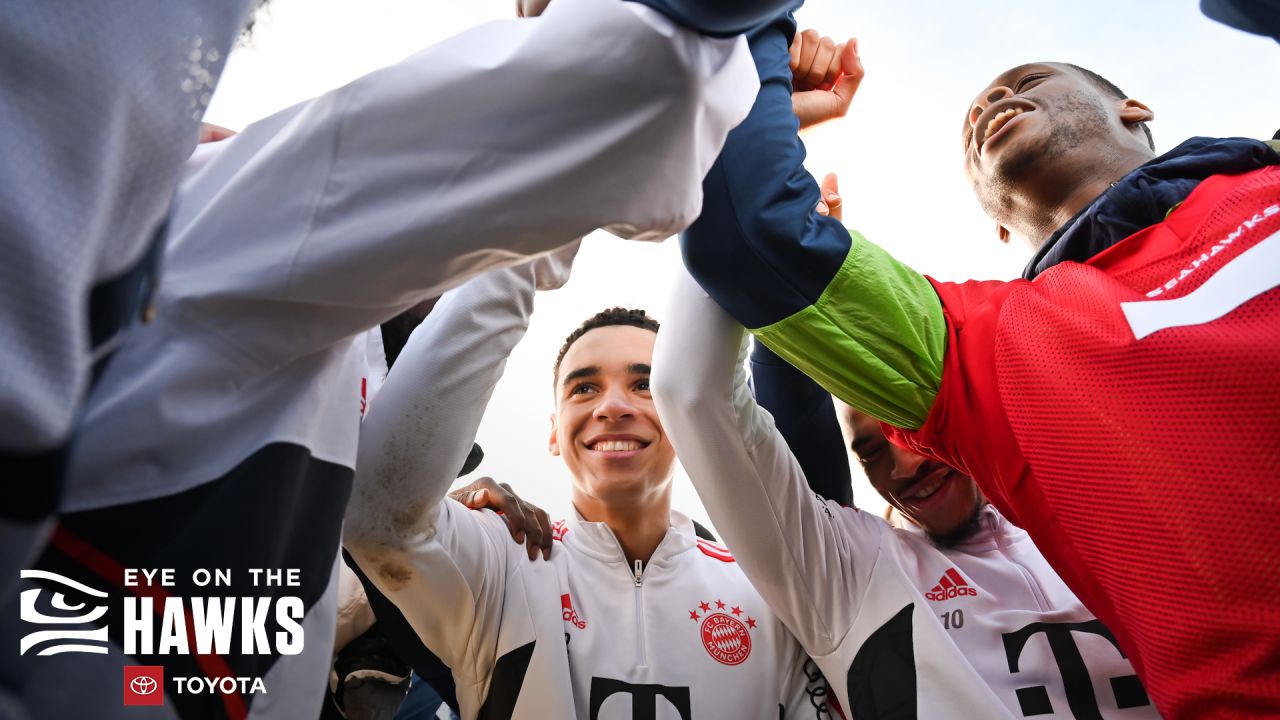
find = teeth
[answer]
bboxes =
[592,440,642,452]
[904,476,946,500]
[984,107,1024,142]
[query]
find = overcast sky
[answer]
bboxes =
[206,0,1280,529]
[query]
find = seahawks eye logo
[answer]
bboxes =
[19,570,110,656]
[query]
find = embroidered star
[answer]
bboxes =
[699,601,711,612]
[715,599,726,610]
[731,606,743,616]
[746,617,757,629]
[689,610,700,621]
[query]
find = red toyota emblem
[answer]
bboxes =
[123,665,165,706]
[700,613,751,666]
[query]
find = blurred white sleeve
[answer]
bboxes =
[165,0,756,370]
[344,245,576,672]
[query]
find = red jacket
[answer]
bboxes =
[889,165,1280,718]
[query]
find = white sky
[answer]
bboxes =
[205,0,1280,531]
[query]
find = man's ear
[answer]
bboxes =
[996,224,1011,244]
[548,414,560,456]
[1119,98,1154,125]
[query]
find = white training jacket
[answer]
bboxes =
[652,268,1162,719]
[65,0,755,510]
[0,0,253,458]
[345,260,831,719]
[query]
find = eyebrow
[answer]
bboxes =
[562,366,600,389]
[851,437,883,460]
[560,363,651,389]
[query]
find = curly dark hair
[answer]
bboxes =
[552,307,660,386]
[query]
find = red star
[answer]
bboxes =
[699,601,711,612]
[715,599,726,610]
[689,610,700,621]
[747,617,757,629]
[731,606,743,616]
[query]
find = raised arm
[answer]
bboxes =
[343,246,574,673]
[750,341,852,506]
[167,0,759,368]
[679,18,947,429]
[652,264,882,657]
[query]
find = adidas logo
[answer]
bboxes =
[925,568,977,602]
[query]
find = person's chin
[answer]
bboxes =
[924,503,983,548]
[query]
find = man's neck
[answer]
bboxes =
[1015,146,1155,248]
[574,492,672,566]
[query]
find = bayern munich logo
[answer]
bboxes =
[700,613,751,666]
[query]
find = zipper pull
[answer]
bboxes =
[633,559,644,587]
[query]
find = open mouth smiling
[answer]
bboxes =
[585,436,651,454]
[897,467,956,508]
[975,100,1035,155]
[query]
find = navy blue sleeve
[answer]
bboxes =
[1200,0,1280,42]
[750,341,854,506]
[630,0,803,38]
[680,13,851,329]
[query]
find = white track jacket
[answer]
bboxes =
[345,260,831,719]
[652,268,1163,719]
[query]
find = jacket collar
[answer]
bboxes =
[1023,137,1280,280]
[564,508,697,567]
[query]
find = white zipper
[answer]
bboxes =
[632,558,648,667]
[988,513,1049,610]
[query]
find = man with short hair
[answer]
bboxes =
[344,254,831,719]
[676,13,1280,718]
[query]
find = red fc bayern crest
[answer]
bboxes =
[700,612,751,665]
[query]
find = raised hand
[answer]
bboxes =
[790,32,864,130]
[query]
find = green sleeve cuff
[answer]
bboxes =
[750,229,946,430]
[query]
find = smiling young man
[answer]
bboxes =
[676,15,1280,719]
[343,252,830,719]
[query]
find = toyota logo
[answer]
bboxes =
[130,676,158,696]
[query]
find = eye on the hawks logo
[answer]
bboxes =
[18,570,110,656]
[688,599,755,666]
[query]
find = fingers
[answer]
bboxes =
[820,43,845,91]
[447,477,551,560]
[820,173,842,223]
[802,35,838,91]
[794,29,820,89]
[532,507,553,561]
[464,487,491,508]
[793,30,846,92]
[495,483,541,561]
[447,478,487,507]
[831,39,865,114]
